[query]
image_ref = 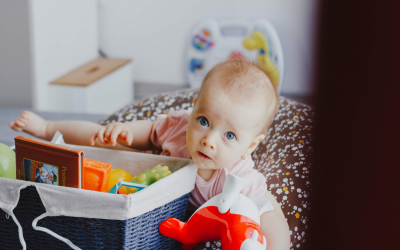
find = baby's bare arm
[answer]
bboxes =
[45,120,101,145]
[91,120,155,151]
[45,121,130,150]
[123,120,154,150]
[261,190,290,250]
[44,120,147,151]
[10,111,151,151]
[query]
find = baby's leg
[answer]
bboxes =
[10,111,48,139]
[10,111,133,150]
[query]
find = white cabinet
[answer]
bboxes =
[0,0,134,113]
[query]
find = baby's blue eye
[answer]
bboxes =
[198,117,209,127]
[225,132,236,141]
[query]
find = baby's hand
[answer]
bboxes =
[91,122,133,147]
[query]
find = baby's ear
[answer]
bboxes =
[245,134,265,156]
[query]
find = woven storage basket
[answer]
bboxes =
[0,187,190,250]
[0,145,196,250]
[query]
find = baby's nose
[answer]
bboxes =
[201,138,215,150]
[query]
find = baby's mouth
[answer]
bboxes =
[197,151,211,160]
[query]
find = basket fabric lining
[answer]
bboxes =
[0,159,196,220]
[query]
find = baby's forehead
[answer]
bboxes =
[197,59,278,132]
[197,90,268,131]
[205,68,270,92]
[201,74,272,109]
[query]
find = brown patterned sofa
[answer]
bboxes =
[99,89,315,250]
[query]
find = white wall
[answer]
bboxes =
[0,0,32,107]
[0,0,316,109]
[30,0,99,110]
[0,0,99,110]
[99,0,317,96]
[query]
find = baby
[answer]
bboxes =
[10,59,290,249]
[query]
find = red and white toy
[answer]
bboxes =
[159,174,274,250]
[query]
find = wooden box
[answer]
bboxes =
[49,57,133,114]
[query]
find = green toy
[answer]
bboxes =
[127,165,171,193]
[0,143,16,179]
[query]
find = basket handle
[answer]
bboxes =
[32,213,82,250]
[8,212,26,250]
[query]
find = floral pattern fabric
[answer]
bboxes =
[99,89,315,250]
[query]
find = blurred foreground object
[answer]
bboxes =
[309,0,400,249]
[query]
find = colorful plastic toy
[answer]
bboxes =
[108,181,148,194]
[243,29,280,89]
[159,174,274,250]
[0,143,16,179]
[83,158,112,192]
[127,165,171,194]
[107,168,133,194]
[192,29,214,51]
[186,19,284,94]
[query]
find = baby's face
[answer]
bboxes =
[186,81,266,170]
[47,173,53,181]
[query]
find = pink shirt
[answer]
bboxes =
[150,110,268,208]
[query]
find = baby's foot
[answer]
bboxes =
[9,111,49,139]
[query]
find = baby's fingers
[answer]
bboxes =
[104,124,116,143]
[119,130,134,146]
[125,131,134,146]
[95,127,108,145]
[109,126,123,146]
[90,134,97,146]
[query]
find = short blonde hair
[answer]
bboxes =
[197,58,279,134]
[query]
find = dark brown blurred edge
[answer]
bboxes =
[309,0,400,249]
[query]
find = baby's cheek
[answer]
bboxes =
[186,133,193,148]
[186,128,192,143]
[187,125,199,144]
[217,150,236,167]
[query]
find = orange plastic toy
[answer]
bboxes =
[83,158,112,192]
[107,168,133,194]
[159,174,269,249]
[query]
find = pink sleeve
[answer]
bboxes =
[150,113,176,149]
[150,111,191,158]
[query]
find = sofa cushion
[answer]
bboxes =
[99,89,315,250]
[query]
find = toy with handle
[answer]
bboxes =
[186,18,284,94]
[217,172,248,213]
[108,181,147,194]
[159,174,273,250]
